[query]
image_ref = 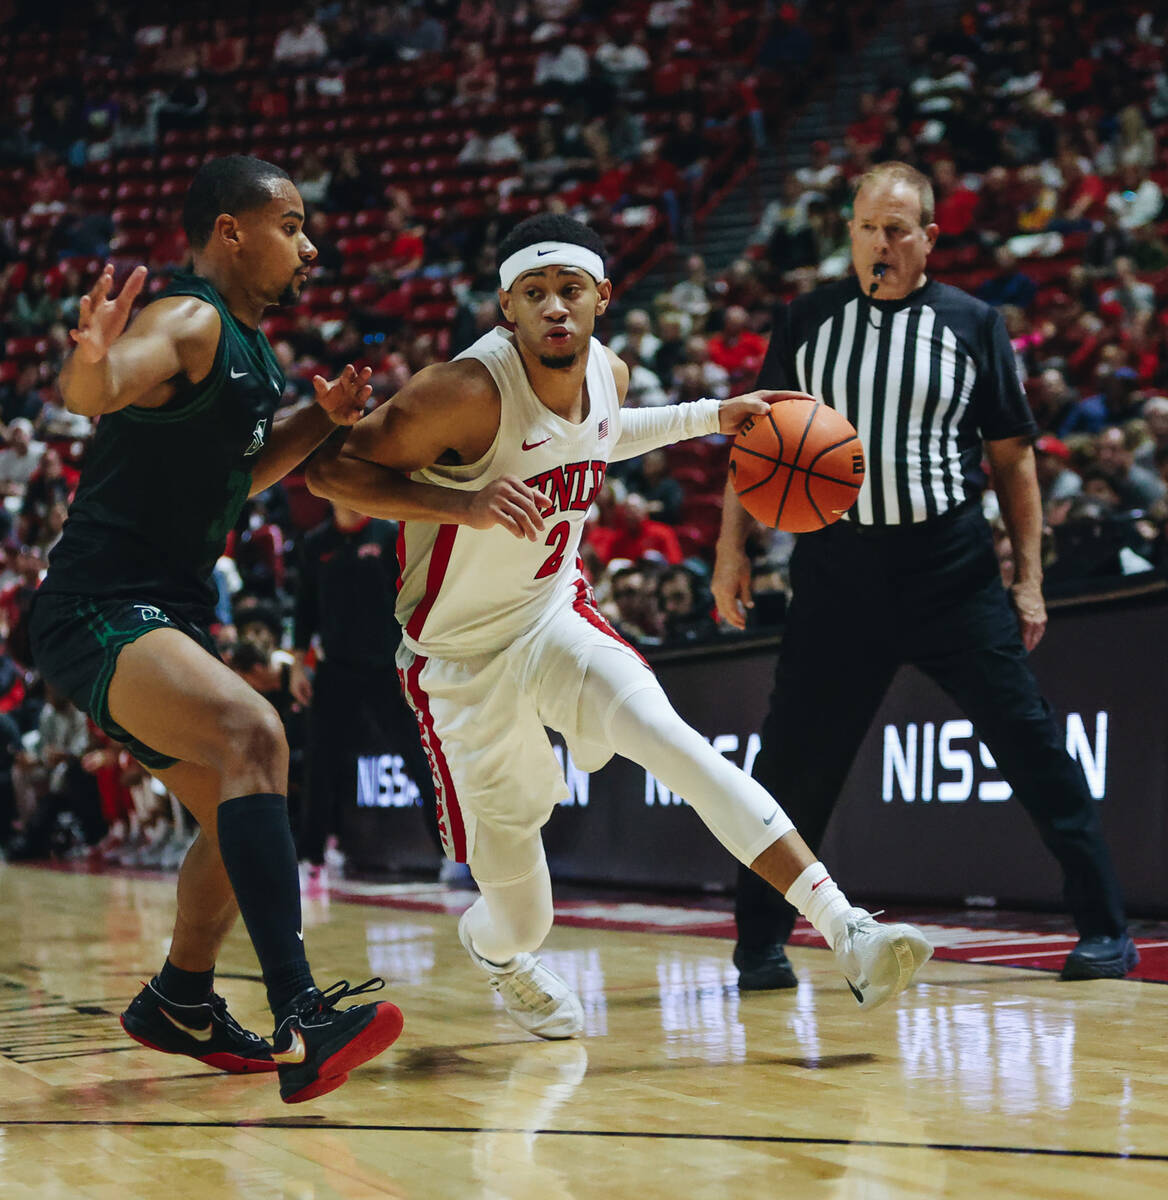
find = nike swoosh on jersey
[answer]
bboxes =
[230,368,249,379]
[273,1027,307,1064]
[160,1008,214,1042]
[522,437,552,451]
[763,808,780,826]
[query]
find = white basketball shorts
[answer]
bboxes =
[396,577,658,862]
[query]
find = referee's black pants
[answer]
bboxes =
[736,502,1128,950]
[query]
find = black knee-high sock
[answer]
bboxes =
[217,793,315,1013]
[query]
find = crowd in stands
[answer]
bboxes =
[0,0,1166,863]
[737,0,1168,593]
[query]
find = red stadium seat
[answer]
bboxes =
[337,234,377,258]
[412,301,457,325]
[349,283,382,306]
[5,337,49,360]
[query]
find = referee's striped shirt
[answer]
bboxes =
[757,277,1037,527]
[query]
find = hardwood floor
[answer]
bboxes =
[0,864,1164,1199]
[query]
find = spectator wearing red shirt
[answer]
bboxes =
[652,43,701,104]
[626,140,682,234]
[1055,150,1107,229]
[707,306,767,386]
[932,159,980,242]
[588,494,683,566]
[846,93,886,152]
[201,19,245,74]
[373,210,425,281]
[25,152,69,215]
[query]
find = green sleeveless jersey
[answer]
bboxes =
[41,273,286,609]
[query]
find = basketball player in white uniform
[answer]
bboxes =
[308,215,932,1036]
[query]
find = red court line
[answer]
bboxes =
[17,862,1168,983]
[326,885,1168,984]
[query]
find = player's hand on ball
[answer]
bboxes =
[313,364,373,425]
[467,475,553,541]
[711,540,754,630]
[70,263,148,364]
[717,390,817,435]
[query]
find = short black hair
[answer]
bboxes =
[227,639,269,674]
[233,597,284,643]
[183,155,291,249]
[496,213,606,274]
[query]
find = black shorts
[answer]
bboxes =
[29,591,220,771]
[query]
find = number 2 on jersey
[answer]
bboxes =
[535,520,571,579]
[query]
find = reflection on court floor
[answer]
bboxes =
[0,863,1165,1199]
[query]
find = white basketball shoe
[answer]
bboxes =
[831,908,933,1009]
[458,911,584,1039]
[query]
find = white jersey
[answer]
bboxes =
[396,327,622,659]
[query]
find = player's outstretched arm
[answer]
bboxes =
[608,389,796,464]
[59,264,220,416]
[306,360,552,540]
[247,365,374,497]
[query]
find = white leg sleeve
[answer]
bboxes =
[582,648,795,866]
[465,825,555,964]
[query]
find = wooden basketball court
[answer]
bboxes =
[1,862,1165,1199]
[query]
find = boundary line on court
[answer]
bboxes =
[0,1119,1164,1162]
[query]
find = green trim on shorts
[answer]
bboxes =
[79,598,178,767]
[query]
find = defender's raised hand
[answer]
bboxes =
[313,364,374,425]
[718,390,818,436]
[69,264,149,364]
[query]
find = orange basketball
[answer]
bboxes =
[729,399,866,532]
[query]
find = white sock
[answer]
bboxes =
[784,862,854,951]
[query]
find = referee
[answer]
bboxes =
[713,161,1136,988]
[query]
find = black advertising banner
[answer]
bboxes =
[341,592,1168,914]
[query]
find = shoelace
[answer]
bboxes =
[844,909,885,933]
[207,992,262,1042]
[313,977,386,1013]
[497,967,556,1010]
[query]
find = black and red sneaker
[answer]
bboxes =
[272,978,404,1104]
[121,979,277,1074]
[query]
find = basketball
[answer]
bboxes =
[729,399,866,531]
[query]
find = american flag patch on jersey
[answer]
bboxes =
[598,418,608,438]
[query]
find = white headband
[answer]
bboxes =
[498,241,606,291]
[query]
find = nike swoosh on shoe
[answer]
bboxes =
[160,1009,214,1042]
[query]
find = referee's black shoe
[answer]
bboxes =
[273,978,404,1104]
[733,944,798,991]
[121,979,276,1073]
[1059,935,1139,980]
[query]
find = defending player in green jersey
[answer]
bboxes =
[30,155,403,1104]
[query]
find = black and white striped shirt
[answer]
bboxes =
[757,277,1036,526]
